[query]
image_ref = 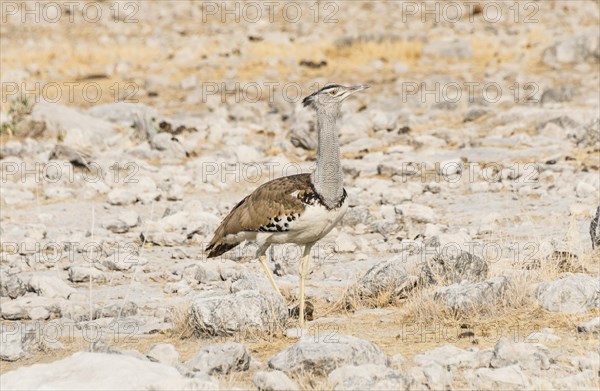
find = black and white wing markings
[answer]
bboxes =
[258,213,300,232]
[300,191,321,206]
[296,185,348,210]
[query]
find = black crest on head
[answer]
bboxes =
[302,93,316,108]
[302,84,342,107]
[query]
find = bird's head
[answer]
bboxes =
[302,84,369,115]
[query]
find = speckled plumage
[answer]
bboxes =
[206,173,347,258]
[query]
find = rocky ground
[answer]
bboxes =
[1,1,599,390]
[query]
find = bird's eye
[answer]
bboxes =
[329,90,336,96]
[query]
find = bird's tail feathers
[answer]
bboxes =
[205,241,240,258]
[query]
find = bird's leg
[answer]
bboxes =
[257,247,281,296]
[298,243,314,327]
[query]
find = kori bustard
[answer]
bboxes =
[206,84,369,326]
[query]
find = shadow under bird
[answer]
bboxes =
[206,83,369,327]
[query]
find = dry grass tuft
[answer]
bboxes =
[167,302,196,340]
[0,95,35,136]
[292,370,331,391]
[214,370,255,390]
[401,261,559,327]
[332,261,422,313]
[580,249,600,275]
[279,286,296,304]
[326,283,405,315]
[354,285,410,311]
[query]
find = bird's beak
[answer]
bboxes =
[342,84,369,100]
[349,84,370,93]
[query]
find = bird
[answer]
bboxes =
[591,205,600,249]
[205,83,369,327]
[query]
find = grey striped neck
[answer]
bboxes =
[311,109,344,209]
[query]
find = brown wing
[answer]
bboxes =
[206,173,313,257]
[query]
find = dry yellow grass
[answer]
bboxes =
[2,19,539,114]
[166,302,196,340]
